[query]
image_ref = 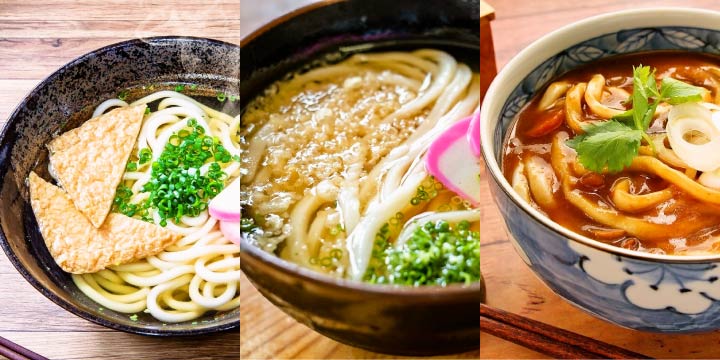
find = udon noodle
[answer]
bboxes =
[503,52,720,255]
[241,49,480,282]
[69,91,240,322]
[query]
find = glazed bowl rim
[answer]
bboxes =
[480,7,720,264]
[240,0,481,295]
[0,35,240,336]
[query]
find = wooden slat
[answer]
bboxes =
[0,273,110,331]
[0,3,239,21]
[0,20,240,39]
[0,331,239,360]
[239,273,480,359]
[0,0,239,4]
[240,0,317,38]
[0,80,38,120]
[490,0,720,69]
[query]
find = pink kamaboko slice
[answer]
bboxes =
[469,112,480,157]
[209,177,240,222]
[425,115,481,206]
[220,221,240,245]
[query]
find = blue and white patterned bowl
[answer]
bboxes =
[481,8,720,332]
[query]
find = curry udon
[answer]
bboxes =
[503,52,720,255]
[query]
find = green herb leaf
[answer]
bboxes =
[612,109,635,125]
[631,65,655,131]
[566,121,642,173]
[660,77,706,105]
[568,65,705,174]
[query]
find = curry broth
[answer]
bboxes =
[502,51,720,254]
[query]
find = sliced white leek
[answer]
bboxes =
[667,102,720,172]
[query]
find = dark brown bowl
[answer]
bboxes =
[0,36,239,335]
[240,0,480,355]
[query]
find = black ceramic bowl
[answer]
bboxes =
[0,36,240,335]
[240,0,480,355]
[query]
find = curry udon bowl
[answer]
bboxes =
[241,0,480,355]
[0,36,239,335]
[481,8,720,332]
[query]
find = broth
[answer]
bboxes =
[503,51,720,255]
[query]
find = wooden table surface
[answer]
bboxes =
[0,2,240,359]
[239,1,480,359]
[480,1,720,359]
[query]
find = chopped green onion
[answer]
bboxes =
[138,121,235,225]
[138,148,152,164]
[363,220,479,286]
[114,115,240,225]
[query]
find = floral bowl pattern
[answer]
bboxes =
[481,8,720,332]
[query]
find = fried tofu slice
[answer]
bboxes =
[48,104,146,228]
[28,172,182,274]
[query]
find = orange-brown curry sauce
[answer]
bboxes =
[502,51,720,255]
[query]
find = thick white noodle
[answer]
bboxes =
[395,210,481,247]
[71,90,239,322]
[243,49,479,281]
[92,99,129,118]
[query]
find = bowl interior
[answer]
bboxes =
[480,7,720,262]
[241,0,479,108]
[0,36,240,335]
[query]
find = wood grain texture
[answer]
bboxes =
[239,1,480,359]
[0,1,240,359]
[481,1,720,359]
[240,274,480,360]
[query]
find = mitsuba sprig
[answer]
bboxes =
[567,65,706,173]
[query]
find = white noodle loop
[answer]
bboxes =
[72,90,239,322]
